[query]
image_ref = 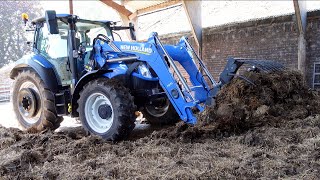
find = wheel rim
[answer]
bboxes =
[145,99,169,117]
[17,81,41,124]
[84,92,114,134]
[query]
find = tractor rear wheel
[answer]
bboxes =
[78,79,136,141]
[141,99,179,125]
[12,70,63,132]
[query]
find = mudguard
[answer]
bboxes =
[10,54,61,93]
[71,69,112,116]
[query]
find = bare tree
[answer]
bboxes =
[0,1,42,68]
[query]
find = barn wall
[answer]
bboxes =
[306,11,320,87]
[159,10,320,86]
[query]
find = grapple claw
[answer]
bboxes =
[235,58,285,72]
[219,57,285,86]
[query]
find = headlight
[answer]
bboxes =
[138,64,152,78]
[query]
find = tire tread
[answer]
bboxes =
[78,78,136,141]
[12,69,63,132]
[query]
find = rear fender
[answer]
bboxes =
[10,54,61,93]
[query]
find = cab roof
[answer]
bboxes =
[31,14,112,25]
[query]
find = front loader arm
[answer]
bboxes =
[104,33,284,125]
[139,34,215,124]
[111,35,209,124]
[96,33,283,124]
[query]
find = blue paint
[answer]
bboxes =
[15,54,54,69]
[16,31,218,125]
[91,33,217,124]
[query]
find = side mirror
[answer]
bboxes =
[129,22,136,41]
[45,10,59,34]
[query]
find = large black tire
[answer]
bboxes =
[78,78,136,141]
[141,100,180,125]
[12,70,63,132]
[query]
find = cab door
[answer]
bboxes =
[36,22,72,86]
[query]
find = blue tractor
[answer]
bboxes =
[11,11,283,140]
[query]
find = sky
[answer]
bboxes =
[39,1,320,40]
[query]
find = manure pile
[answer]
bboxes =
[1,70,320,179]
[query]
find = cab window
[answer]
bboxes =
[37,22,68,59]
[75,21,113,48]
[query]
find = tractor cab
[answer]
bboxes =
[29,12,134,86]
[31,14,112,86]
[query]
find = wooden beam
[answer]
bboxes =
[182,0,202,56]
[100,0,132,17]
[69,0,73,14]
[118,13,137,41]
[100,0,138,41]
[298,34,307,78]
[293,0,307,79]
[293,0,307,35]
[136,0,182,15]
[129,11,138,21]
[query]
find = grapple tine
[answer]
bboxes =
[235,59,285,72]
[219,57,286,89]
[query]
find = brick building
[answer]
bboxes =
[160,10,320,87]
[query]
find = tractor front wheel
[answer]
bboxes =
[12,70,63,132]
[78,79,136,141]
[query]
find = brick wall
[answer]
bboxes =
[159,10,320,87]
[306,11,320,86]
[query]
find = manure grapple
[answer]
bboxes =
[10,11,284,140]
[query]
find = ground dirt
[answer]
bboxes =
[1,70,320,179]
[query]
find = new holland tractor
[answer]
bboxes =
[10,11,283,140]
